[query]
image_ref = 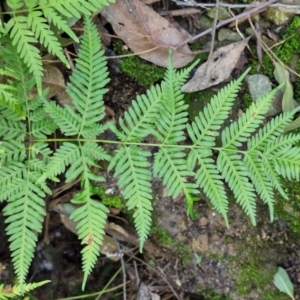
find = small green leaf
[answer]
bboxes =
[273,62,294,112]
[273,267,294,299]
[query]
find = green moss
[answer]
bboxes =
[233,237,289,300]
[236,259,288,300]
[90,186,125,209]
[150,226,174,245]
[150,226,192,263]
[195,288,232,300]
[275,179,300,232]
[186,90,216,121]
[243,92,253,109]
[113,41,165,86]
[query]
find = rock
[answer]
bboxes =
[207,7,231,20]
[246,74,281,117]
[218,29,241,42]
[199,15,213,29]
[192,234,209,252]
[199,217,209,227]
[263,7,294,25]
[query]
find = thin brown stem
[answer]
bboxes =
[175,0,277,49]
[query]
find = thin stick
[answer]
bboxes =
[175,0,277,49]
[126,252,181,300]
[208,0,219,60]
[172,0,297,9]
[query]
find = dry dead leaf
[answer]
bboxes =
[182,38,250,92]
[29,64,66,99]
[101,0,195,68]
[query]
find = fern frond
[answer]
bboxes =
[0,83,22,114]
[71,192,109,290]
[52,0,113,18]
[5,17,43,92]
[0,118,26,140]
[43,101,81,136]
[244,152,275,220]
[67,16,109,138]
[27,10,69,67]
[81,141,111,162]
[0,140,26,164]
[31,118,58,138]
[191,149,229,226]
[248,112,295,151]
[109,145,152,251]
[272,146,300,180]
[262,157,288,199]
[117,85,162,142]
[3,168,47,287]
[157,63,188,144]
[217,151,257,224]
[187,70,249,151]
[0,280,50,299]
[0,161,25,201]
[39,142,80,182]
[222,87,280,148]
[153,147,199,216]
[42,7,79,42]
[29,142,52,162]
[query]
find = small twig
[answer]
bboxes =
[208,0,219,60]
[118,243,127,300]
[159,8,201,16]
[63,49,75,71]
[255,21,263,68]
[199,0,219,82]
[172,0,297,9]
[175,0,277,49]
[126,251,182,300]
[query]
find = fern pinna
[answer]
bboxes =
[1,0,113,94]
[2,14,300,292]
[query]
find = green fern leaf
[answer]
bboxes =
[7,0,24,10]
[42,7,79,42]
[3,169,47,287]
[0,118,26,140]
[70,192,109,290]
[0,161,26,201]
[153,147,199,217]
[222,87,281,148]
[0,280,50,299]
[217,151,257,224]
[262,157,288,200]
[117,85,163,142]
[52,0,113,18]
[31,118,58,138]
[187,69,249,150]
[27,10,69,67]
[39,142,80,182]
[43,101,81,136]
[244,152,275,220]
[6,17,43,92]
[67,16,110,138]
[109,145,152,251]
[191,149,229,227]
[272,146,300,180]
[248,112,295,151]
[0,140,26,164]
